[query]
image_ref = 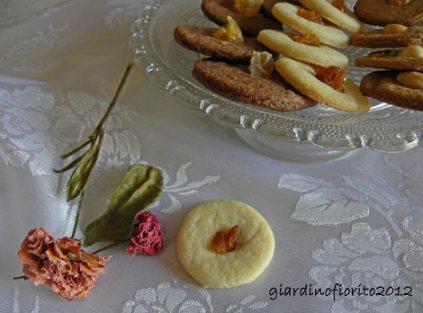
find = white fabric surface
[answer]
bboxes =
[1,1,423,312]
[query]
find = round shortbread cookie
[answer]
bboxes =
[258,29,349,68]
[271,2,349,48]
[299,0,362,33]
[275,57,371,112]
[176,200,275,288]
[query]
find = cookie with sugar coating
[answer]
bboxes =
[258,29,349,68]
[354,0,423,26]
[350,25,423,48]
[355,45,423,71]
[176,200,275,288]
[174,25,264,62]
[201,0,281,36]
[299,0,362,33]
[275,57,370,113]
[271,2,349,48]
[192,59,316,111]
[361,71,423,110]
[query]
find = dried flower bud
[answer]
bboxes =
[127,211,164,256]
[17,228,110,301]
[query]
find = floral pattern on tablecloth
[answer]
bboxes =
[122,278,268,313]
[277,156,423,313]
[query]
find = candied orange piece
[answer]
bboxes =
[249,51,274,79]
[211,225,239,254]
[297,7,324,24]
[332,0,346,12]
[288,33,320,46]
[234,0,264,17]
[311,65,347,91]
[213,16,244,44]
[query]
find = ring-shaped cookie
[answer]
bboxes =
[262,0,300,16]
[299,0,362,33]
[176,200,275,288]
[275,57,371,112]
[271,2,349,48]
[258,29,349,68]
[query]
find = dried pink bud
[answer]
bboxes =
[127,211,164,256]
[17,228,110,301]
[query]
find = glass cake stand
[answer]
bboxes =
[130,0,423,162]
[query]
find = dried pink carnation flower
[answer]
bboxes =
[127,211,164,256]
[18,228,110,301]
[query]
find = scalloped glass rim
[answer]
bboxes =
[130,0,423,153]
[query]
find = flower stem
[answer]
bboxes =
[58,62,134,162]
[61,139,92,159]
[71,192,84,239]
[92,239,129,254]
[94,62,134,134]
[13,275,28,280]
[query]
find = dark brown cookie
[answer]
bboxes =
[355,51,423,71]
[350,25,423,47]
[360,70,423,110]
[354,0,423,26]
[174,25,265,62]
[193,59,316,111]
[201,0,281,37]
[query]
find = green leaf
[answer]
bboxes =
[66,129,104,201]
[83,164,163,246]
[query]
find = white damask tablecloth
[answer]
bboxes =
[1,1,423,313]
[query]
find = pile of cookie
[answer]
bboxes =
[351,2,423,111]
[173,0,423,113]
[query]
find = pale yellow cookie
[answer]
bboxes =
[275,57,371,112]
[258,29,349,68]
[271,2,349,48]
[176,200,275,288]
[299,0,362,33]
